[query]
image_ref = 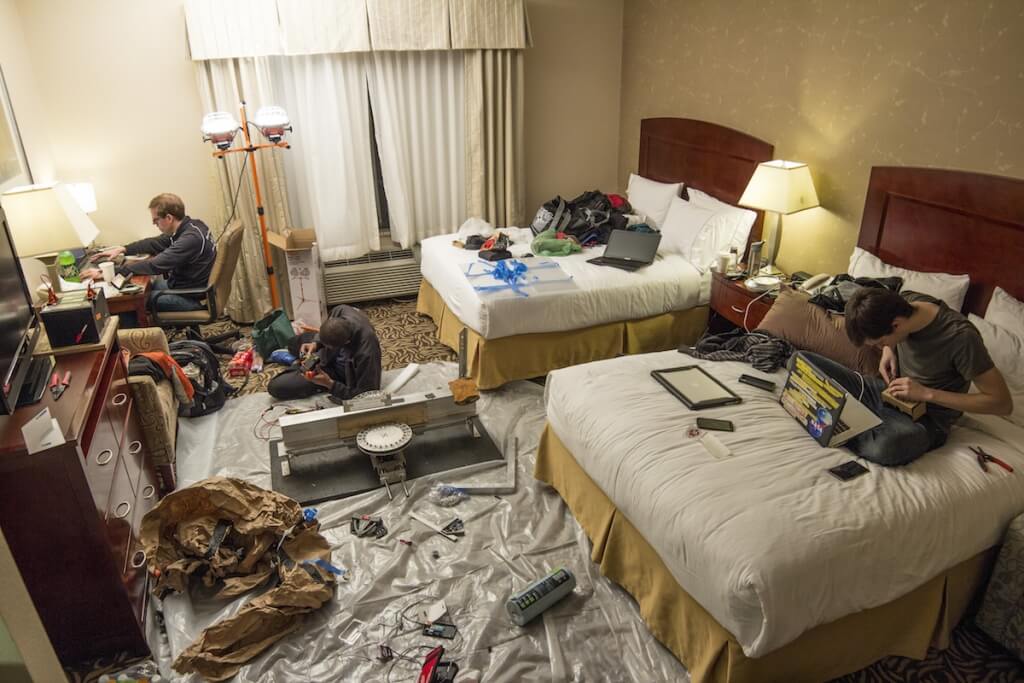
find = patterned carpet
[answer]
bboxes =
[68,299,1022,681]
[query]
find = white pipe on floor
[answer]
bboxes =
[383,363,420,395]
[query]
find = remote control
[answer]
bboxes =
[506,568,576,626]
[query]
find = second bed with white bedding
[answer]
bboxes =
[544,350,1024,657]
[420,230,709,340]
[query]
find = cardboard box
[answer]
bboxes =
[268,228,317,251]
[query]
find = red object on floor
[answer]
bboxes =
[228,349,254,377]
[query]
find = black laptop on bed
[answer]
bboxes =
[587,230,661,271]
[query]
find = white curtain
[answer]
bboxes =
[367,50,466,247]
[273,54,381,260]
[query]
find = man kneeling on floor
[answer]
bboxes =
[805,288,1013,466]
[268,305,382,401]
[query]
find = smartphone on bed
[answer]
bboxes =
[696,417,734,432]
[828,461,869,482]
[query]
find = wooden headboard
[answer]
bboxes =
[638,117,774,246]
[858,166,1024,316]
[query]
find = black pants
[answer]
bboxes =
[267,332,324,399]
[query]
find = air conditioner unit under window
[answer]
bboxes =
[321,247,421,305]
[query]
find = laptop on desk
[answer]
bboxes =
[780,352,881,447]
[586,230,661,271]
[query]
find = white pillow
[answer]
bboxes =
[685,188,757,252]
[985,286,1024,338]
[658,197,715,261]
[626,174,682,229]
[969,313,1024,428]
[847,247,970,311]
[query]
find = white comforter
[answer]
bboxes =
[420,231,709,339]
[544,350,1024,657]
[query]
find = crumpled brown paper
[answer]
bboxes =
[140,477,337,681]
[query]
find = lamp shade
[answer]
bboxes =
[739,160,819,215]
[201,112,241,150]
[0,183,100,256]
[252,105,290,142]
[65,182,97,214]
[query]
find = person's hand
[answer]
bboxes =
[299,342,317,357]
[887,377,932,403]
[306,369,333,389]
[91,246,126,262]
[80,267,103,281]
[879,346,898,385]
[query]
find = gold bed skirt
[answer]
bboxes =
[534,424,996,683]
[416,279,709,389]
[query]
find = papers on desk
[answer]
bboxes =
[22,407,65,454]
[36,278,123,299]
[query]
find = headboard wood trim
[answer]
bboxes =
[638,118,774,253]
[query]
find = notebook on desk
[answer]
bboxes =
[780,352,880,447]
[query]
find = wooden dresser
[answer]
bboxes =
[709,270,776,331]
[0,326,159,665]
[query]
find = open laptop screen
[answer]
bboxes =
[604,230,661,263]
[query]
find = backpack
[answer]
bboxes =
[169,340,235,417]
[530,196,572,236]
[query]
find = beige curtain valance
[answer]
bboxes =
[184,0,530,60]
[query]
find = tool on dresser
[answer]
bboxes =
[970,446,1014,474]
[48,371,71,400]
[40,274,58,306]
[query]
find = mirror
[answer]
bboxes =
[0,65,32,192]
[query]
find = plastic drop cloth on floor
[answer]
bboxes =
[151,362,690,682]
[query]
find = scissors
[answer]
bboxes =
[969,446,1013,473]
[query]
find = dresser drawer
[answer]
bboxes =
[83,412,122,513]
[123,534,150,623]
[121,406,146,496]
[711,279,774,329]
[105,456,136,574]
[106,353,133,447]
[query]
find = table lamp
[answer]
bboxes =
[738,160,819,276]
[1,182,100,293]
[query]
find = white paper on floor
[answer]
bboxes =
[150,362,690,683]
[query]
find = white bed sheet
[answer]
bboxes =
[420,231,709,339]
[544,350,1024,657]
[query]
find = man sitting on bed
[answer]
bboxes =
[804,288,1012,466]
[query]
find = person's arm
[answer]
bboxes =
[888,367,1012,416]
[124,233,173,256]
[879,345,898,384]
[327,343,382,401]
[116,231,200,278]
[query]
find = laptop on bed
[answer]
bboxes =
[586,230,661,271]
[780,352,881,447]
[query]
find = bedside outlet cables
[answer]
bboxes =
[200,104,293,308]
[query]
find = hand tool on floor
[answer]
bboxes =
[970,446,1013,473]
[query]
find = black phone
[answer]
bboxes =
[828,461,869,482]
[738,374,776,392]
[423,622,458,640]
[696,417,734,432]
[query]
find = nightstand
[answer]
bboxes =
[709,270,775,331]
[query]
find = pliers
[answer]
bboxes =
[49,371,71,400]
[969,446,1014,473]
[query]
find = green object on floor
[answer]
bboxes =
[252,308,296,358]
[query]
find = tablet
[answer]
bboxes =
[651,366,742,410]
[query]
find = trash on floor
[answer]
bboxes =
[139,477,340,682]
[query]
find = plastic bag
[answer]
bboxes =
[427,484,468,507]
[252,308,296,359]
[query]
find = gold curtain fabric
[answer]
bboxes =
[464,49,525,228]
[194,59,292,322]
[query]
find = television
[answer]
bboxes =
[0,203,43,415]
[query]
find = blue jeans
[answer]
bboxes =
[149,279,205,312]
[801,352,946,466]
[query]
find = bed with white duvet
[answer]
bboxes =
[419,228,710,340]
[544,349,1024,657]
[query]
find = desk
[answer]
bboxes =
[106,274,152,326]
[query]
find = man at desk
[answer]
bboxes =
[81,193,216,312]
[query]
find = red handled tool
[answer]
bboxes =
[970,446,1013,473]
[49,370,71,400]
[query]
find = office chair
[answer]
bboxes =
[150,220,245,353]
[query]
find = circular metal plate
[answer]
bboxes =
[356,422,413,454]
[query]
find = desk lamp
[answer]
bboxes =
[1,182,99,293]
[201,102,292,308]
[739,160,819,276]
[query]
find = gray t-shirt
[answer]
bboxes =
[897,292,994,431]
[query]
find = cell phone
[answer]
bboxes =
[738,374,776,392]
[827,461,869,482]
[423,622,458,640]
[111,273,127,290]
[696,417,734,432]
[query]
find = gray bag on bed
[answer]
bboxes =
[975,512,1024,661]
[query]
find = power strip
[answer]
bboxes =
[506,568,576,626]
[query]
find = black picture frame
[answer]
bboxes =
[651,365,742,410]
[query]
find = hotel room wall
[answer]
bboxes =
[524,0,624,220]
[14,0,218,247]
[617,0,1024,274]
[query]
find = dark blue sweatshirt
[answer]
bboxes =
[117,216,217,292]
